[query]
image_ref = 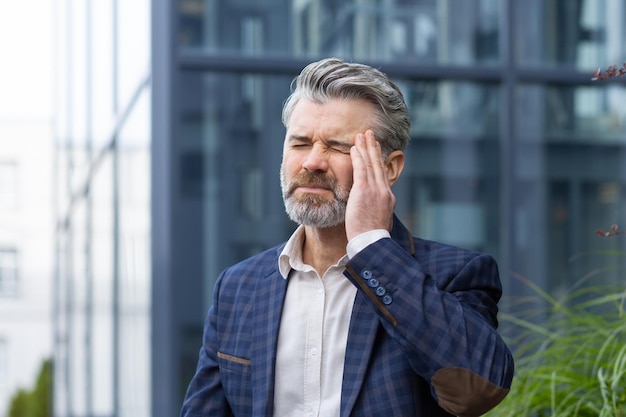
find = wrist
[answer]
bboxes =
[347,229,390,258]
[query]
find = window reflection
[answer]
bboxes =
[517,84,626,142]
[179,0,501,65]
[516,0,626,70]
[405,81,499,137]
[513,83,626,296]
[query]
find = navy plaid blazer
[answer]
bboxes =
[181,216,514,417]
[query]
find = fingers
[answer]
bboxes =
[351,130,387,187]
[346,130,395,238]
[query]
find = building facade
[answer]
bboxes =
[0,122,54,417]
[0,2,54,416]
[55,0,626,416]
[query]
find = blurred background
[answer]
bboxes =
[1,0,626,416]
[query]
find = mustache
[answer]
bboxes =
[286,172,337,195]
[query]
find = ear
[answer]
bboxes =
[385,150,405,187]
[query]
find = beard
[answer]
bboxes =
[280,166,350,228]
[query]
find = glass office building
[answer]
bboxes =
[55,0,626,416]
[53,1,151,416]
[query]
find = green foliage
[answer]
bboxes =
[7,359,52,417]
[7,390,31,417]
[486,278,626,417]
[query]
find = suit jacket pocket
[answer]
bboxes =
[217,351,251,375]
[217,351,252,413]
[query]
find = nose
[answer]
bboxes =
[301,143,329,172]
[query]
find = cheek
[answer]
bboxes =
[336,163,354,190]
[281,154,299,174]
[283,146,314,168]
[280,155,305,184]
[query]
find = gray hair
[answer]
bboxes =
[281,58,411,156]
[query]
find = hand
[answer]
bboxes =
[345,130,396,240]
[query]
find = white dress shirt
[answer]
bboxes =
[274,227,389,417]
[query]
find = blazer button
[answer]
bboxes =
[376,286,386,296]
[382,294,393,305]
[360,269,372,279]
[368,278,379,288]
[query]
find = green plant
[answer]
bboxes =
[485,276,626,417]
[7,389,31,417]
[6,359,52,417]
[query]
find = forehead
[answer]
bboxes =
[287,98,376,136]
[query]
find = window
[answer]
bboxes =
[0,249,18,297]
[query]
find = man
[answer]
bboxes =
[180,58,514,417]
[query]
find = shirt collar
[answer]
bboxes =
[278,225,307,279]
[278,225,348,279]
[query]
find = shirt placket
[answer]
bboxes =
[303,276,325,417]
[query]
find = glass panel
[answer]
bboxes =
[70,1,88,148]
[405,81,500,137]
[177,71,294,312]
[118,88,151,417]
[513,83,626,297]
[91,156,115,416]
[179,0,501,65]
[118,0,151,114]
[69,198,88,416]
[53,0,152,415]
[399,81,501,255]
[516,0,626,70]
[91,0,116,149]
[56,0,93,188]
[54,229,71,416]
[517,84,626,143]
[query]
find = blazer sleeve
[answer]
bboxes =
[180,272,234,417]
[344,237,514,417]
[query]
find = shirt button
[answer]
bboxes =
[310,347,318,355]
[360,269,372,279]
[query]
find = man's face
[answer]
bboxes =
[280,98,377,228]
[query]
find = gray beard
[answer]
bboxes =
[280,166,349,228]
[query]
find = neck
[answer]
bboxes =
[301,223,348,276]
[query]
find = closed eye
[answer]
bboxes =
[326,140,352,154]
[288,135,312,148]
[287,136,351,154]
[291,143,311,149]
[329,146,351,154]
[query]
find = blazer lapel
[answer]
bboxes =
[340,292,380,417]
[251,265,287,417]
